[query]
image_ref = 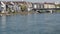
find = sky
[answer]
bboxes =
[0,0,60,3]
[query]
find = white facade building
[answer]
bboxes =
[1,2,6,13]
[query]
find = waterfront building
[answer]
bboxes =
[26,2,33,11]
[32,3,40,9]
[44,2,56,13]
[32,3,44,9]
[0,2,2,12]
[6,2,14,13]
[44,2,55,8]
[1,1,6,13]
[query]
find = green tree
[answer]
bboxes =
[21,4,27,12]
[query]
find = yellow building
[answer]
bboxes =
[44,3,55,8]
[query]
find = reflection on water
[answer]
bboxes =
[1,16,6,34]
[0,13,60,34]
[0,15,6,34]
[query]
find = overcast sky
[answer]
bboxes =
[0,0,60,3]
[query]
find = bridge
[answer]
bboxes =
[32,8,60,13]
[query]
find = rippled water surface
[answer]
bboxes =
[0,13,60,34]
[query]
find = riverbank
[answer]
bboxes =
[0,11,37,16]
[0,10,60,16]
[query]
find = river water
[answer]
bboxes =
[0,13,60,34]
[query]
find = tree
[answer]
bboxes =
[21,4,27,12]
